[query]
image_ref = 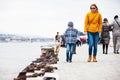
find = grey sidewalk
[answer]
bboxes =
[58,44,120,80]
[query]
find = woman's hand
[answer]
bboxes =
[84,32,87,35]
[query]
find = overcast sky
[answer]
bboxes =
[0,0,120,37]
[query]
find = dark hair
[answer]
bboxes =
[90,4,98,12]
[114,15,118,19]
[57,32,59,34]
[103,18,108,22]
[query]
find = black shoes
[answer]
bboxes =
[116,52,120,54]
[66,60,72,63]
[115,52,119,54]
[114,51,119,54]
[103,52,107,54]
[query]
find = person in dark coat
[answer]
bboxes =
[101,18,111,54]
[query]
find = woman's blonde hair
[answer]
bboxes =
[90,4,98,12]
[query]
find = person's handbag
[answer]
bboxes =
[98,38,103,44]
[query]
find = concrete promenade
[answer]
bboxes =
[58,44,120,80]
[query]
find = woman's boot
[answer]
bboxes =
[93,56,97,62]
[103,44,105,54]
[106,44,108,54]
[87,55,92,62]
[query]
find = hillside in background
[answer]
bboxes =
[0,33,54,43]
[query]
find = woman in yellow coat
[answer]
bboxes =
[84,4,102,62]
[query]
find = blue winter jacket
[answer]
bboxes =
[65,28,78,44]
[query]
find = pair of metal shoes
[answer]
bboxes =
[43,77,56,80]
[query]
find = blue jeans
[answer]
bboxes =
[66,43,74,62]
[87,32,99,56]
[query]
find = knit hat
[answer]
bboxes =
[68,21,73,27]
